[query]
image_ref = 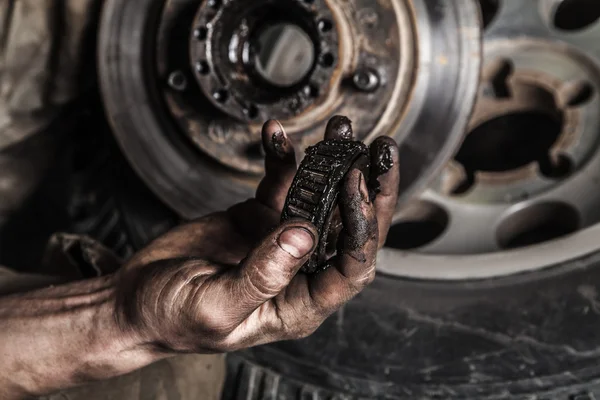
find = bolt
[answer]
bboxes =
[195,61,210,75]
[207,0,221,9]
[213,89,229,103]
[168,71,188,91]
[244,104,259,119]
[318,19,333,33]
[352,68,380,93]
[193,27,208,40]
[303,84,319,98]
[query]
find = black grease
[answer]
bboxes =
[271,130,289,158]
[367,139,395,201]
[371,139,395,177]
[338,169,374,260]
[281,137,372,273]
[325,115,353,140]
[358,173,370,204]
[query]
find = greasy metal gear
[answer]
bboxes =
[281,138,370,274]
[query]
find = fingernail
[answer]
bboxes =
[325,115,353,140]
[271,124,290,158]
[358,172,370,203]
[262,120,289,159]
[278,227,315,259]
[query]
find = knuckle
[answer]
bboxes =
[242,262,287,299]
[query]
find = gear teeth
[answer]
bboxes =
[303,169,328,184]
[281,139,370,274]
[296,188,320,205]
[288,204,313,220]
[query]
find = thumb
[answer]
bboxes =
[218,220,317,320]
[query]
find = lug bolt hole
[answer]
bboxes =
[539,153,574,179]
[497,202,580,249]
[320,53,335,68]
[244,104,259,119]
[386,201,449,250]
[303,84,320,98]
[318,19,333,32]
[561,81,595,108]
[195,61,210,75]
[207,0,221,9]
[554,0,600,31]
[193,27,208,40]
[213,89,229,103]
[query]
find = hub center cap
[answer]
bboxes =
[189,0,338,123]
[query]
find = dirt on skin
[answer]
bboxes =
[271,130,290,159]
[371,138,395,176]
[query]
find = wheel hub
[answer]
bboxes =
[99,0,481,224]
[189,0,338,123]
[157,0,413,175]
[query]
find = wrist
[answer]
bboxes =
[0,275,159,397]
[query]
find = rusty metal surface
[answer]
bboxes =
[189,0,340,122]
[157,0,408,174]
[99,0,481,220]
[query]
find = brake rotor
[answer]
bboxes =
[98,0,481,220]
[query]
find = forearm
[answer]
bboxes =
[0,275,159,399]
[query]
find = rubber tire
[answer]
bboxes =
[221,254,600,399]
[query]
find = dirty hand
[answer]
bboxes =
[115,118,400,354]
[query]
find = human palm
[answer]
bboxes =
[114,117,400,354]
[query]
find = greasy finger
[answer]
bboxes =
[335,167,379,279]
[226,180,378,348]
[324,115,354,141]
[215,220,318,321]
[369,136,400,249]
[265,169,379,325]
[256,120,297,211]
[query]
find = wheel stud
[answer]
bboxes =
[352,68,380,93]
[168,70,188,91]
[213,89,229,103]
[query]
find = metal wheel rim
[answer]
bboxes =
[382,0,600,280]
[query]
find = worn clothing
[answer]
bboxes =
[0,2,227,398]
[0,0,100,220]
